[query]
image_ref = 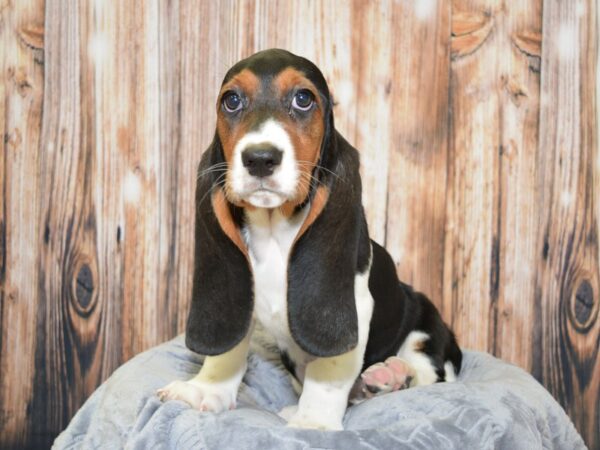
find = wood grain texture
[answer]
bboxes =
[444,0,502,358]
[445,0,543,374]
[0,0,45,446]
[385,0,451,307]
[33,1,111,446]
[0,0,597,448]
[534,0,599,446]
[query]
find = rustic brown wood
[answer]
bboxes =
[384,0,451,307]
[451,10,494,59]
[0,0,597,448]
[445,0,503,359]
[33,1,106,446]
[534,0,599,447]
[445,0,543,372]
[0,0,45,447]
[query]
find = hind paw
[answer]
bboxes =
[350,357,415,402]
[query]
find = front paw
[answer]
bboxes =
[156,379,237,413]
[286,411,343,431]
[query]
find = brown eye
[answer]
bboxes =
[292,90,314,111]
[223,92,242,112]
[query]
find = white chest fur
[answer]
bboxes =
[243,207,309,349]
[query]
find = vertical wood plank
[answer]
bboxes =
[444,0,502,354]
[445,0,547,374]
[347,0,392,243]
[121,0,162,355]
[385,0,451,306]
[118,0,188,358]
[177,0,220,337]
[535,0,599,447]
[93,0,130,368]
[444,0,541,375]
[491,0,542,370]
[156,0,188,339]
[34,0,99,443]
[0,0,45,446]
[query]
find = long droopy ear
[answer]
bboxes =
[185,136,253,355]
[287,131,371,357]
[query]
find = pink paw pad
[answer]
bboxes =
[359,357,415,398]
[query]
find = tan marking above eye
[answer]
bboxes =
[217,69,260,107]
[273,67,319,100]
[216,69,261,163]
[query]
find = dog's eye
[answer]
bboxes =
[292,90,314,111]
[223,93,242,113]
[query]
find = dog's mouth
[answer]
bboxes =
[246,188,287,208]
[225,169,296,209]
[241,177,292,208]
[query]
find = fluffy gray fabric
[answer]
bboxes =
[53,328,586,450]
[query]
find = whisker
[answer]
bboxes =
[295,160,343,182]
[197,163,230,180]
[298,170,327,188]
[196,169,228,181]
[298,171,327,199]
[196,172,228,207]
[198,162,229,171]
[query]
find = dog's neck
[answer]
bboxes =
[242,206,308,257]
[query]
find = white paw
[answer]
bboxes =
[286,411,343,430]
[156,379,237,413]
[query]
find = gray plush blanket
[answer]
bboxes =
[53,328,586,449]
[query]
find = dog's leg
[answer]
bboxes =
[157,329,252,412]
[286,349,364,430]
[287,267,373,430]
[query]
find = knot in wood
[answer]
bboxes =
[75,263,95,310]
[573,279,596,330]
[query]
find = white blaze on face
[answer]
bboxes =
[229,119,299,208]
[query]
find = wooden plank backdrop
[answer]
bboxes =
[0,0,598,448]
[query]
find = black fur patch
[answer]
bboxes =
[364,240,462,375]
[185,137,254,355]
[287,132,369,357]
[363,241,408,368]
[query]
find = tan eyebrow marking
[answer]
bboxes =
[274,67,317,96]
[218,69,260,101]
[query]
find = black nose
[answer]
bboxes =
[241,145,283,177]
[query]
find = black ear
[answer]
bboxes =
[287,131,371,357]
[185,136,253,355]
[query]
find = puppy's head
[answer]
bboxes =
[215,49,333,211]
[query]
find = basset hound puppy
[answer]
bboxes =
[157,49,462,430]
